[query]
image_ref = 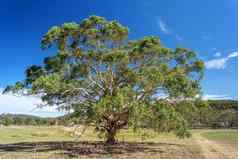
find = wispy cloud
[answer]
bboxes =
[0,89,65,117]
[205,58,227,69]
[214,52,221,57]
[175,34,182,41]
[157,18,171,34]
[201,35,212,41]
[156,17,182,41]
[212,48,218,51]
[203,94,233,100]
[205,51,238,69]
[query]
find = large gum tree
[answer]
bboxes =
[4,16,204,144]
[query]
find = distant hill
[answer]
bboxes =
[0,113,64,126]
[0,113,42,119]
[208,100,238,111]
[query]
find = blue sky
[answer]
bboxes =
[0,0,238,116]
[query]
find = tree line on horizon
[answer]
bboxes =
[0,114,64,126]
[1,100,237,129]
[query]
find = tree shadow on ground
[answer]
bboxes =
[0,141,184,158]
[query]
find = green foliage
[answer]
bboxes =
[4,15,204,143]
[208,100,238,111]
[167,99,238,129]
[207,100,238,128]
[0,114,69,126]
[1,116,13,126]
[175,100,212,128]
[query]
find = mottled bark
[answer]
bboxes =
[106,127,117,144]
[104,110,129,145]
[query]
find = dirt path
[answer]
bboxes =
[194,132,238,159]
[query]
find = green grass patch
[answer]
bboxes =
[201,129,238,150]
[202,129,238,141]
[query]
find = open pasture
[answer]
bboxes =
[0,126,237,159]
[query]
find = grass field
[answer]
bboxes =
[202,129,238,141]
[202,129,238,149]
[0,126,237,159]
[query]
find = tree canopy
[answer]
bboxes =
[4,15,204,144]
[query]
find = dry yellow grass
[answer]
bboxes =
[3,126,238,159]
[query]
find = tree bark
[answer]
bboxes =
[106,128,117,145]
[104,110,129,145]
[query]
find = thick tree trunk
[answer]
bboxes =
[103,110,129,145]
[106,128,117,145]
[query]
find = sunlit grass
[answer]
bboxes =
[0,126,204,159]
[201,129,238,149]
[0,126,72,144]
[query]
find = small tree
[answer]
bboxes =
[4,16,204,144]
[3,116,13,126]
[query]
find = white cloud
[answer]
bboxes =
[156,17,182,41]
[228,52,238,58]
[205,52,238,69]
[205,58,227,69]
[0,90,65,117]
[203,94,232,100]
[157,18,171,34]
[214,52,221,57]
